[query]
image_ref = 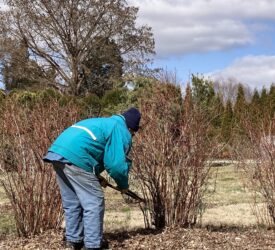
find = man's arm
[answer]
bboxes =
[103,125,131,189]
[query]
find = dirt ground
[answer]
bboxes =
[1,226,275,249]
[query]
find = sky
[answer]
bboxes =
[1,0,275,90]
[129,0,275,90]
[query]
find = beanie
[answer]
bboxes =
[122,107,141,132]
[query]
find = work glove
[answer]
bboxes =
[121,191,136,204]
[120,188,129,194]
[98,176,108,188]
[120,189,130,203]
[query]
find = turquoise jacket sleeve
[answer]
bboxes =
[103,124,131,189]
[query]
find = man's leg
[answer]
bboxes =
[53,162,84,245]
[62,164,105,249]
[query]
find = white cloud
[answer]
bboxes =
[208,55,275,89]
[129,0,275,57]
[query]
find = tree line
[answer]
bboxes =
[189,75,275,152]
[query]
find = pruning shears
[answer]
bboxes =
[98,175,145,203]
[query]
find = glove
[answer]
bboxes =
[120,188,129,194]
[98,176,108,188]
[121,193,135,204]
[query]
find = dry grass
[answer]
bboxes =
[0,178,16,235]
[0,176,8,205]
[202,163,265,227]
[0,189,8,205]
[205,164,254,206]
[202,203,259,227]
[104,186,145,231]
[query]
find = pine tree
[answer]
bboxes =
[2,41,55,91]
[212,95,224,128]
[259,87,270,126]
[260,87,268,110]
[268,84,275,117]
[191,75,224,138]
[251,89,261,107]
[191,75,215,107]
[79,38,124,97]
[250,89,262,123]
[234,84,247,122]
[221,100,234,142]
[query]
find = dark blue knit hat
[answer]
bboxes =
[122,107,141,132]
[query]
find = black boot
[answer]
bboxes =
[64,241,84,250]
[84,239,109,250]
[84,248,107,250]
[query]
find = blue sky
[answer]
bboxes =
[1,0,275,91]
[130,0,275,90]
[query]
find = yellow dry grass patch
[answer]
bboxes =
[104,209,144,231]
[202,203,258,226]
[104,186,145,231]
[202,164,267,227]
[0,176,9,205]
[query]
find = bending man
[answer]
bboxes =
[43,107,141,250]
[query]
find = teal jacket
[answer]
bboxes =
[49,115,132,189]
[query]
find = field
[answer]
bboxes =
[108,163,262,230]
[1,163,275,249]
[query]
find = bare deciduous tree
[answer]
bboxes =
[2,0,155,95]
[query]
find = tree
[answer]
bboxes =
[260,87,268,110]
[80,37,123,97]
[259,87,270,123]
[269,84,275,116]
[2,0,155,95]
[191,75,215,106]
[251,89,261,109]
[221,100,234,142]
[191,75,223,136]
[1,40,55,91]
[234,84,247,121]
[249,89,261,123]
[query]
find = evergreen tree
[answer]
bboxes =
[234,84,247,122]
[268,84,275,117]
[251,89,261,108]
[2,41,55,91]
[79,38,123,97]
[250,89,262,123]
[260,87,268,110]
[191,75,223,137]
[221,100,234,142]
[259,87,270,122]
[191,75,215,107]
[212,95,224,128]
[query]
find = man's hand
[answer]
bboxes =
[120,188,129,194]
[98,176,108,188]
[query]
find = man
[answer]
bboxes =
[43,107,141,250]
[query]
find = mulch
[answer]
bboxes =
[1,226,275,249]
